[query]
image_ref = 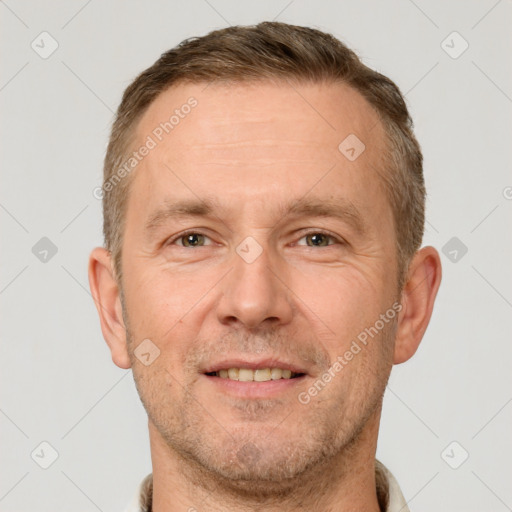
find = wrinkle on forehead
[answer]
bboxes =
[130,81,388,201]
[134,81,384,158]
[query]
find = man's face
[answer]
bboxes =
[120,81,400,487]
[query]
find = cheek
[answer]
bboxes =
[124,262,205,331]
[288,265,384,348]
[122,262,221,373]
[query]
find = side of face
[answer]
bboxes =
[89,79,442,487]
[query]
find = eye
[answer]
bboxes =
[296,231,342,247]
[169,231,212,248]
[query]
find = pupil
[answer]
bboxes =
[309,233,326,246]
[185,234,202,246]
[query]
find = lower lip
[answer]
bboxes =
[202,374,307,398]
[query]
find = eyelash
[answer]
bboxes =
[166,229,344,248]
[166,230,213,247]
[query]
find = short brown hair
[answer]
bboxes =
[102,21,425,292]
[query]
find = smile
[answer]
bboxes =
[206,368,304,381]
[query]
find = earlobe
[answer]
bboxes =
[393,246,442,364]
[88,247,132,369]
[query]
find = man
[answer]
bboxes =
[88,21,442,512]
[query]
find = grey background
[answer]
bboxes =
[1,0,511,510]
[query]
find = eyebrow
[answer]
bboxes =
[285,197,368,235]
[145,198,218,233]
[144,196,368,237]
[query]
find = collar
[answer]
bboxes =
[124,460,409,512]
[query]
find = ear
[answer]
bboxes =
[88,247,131,369]
[394,246,442,364]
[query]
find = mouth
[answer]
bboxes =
[201,359,308,398]
[205,367,305,381]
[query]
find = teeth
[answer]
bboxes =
[271,368,282,380]
[215,368,298,381]
[238,368,253,382]
[254,368,271,381]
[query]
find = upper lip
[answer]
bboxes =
[202,357,310,375]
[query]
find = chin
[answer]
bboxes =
[175,425,339,491]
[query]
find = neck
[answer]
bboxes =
[149,408,383,512]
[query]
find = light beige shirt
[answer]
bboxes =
[123,460,410,511]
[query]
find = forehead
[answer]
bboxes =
[126,80,391,233]
[136,80,383,161]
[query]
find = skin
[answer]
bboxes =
[89,80,442,512]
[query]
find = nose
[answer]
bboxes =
[216,241,294,330]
